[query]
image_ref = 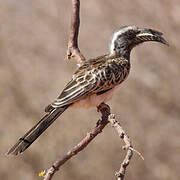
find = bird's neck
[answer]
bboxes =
[115,48,131,61]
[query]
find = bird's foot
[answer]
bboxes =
[97,103,111,124]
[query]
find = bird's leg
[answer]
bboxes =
[96,103,111,126]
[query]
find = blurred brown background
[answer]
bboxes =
[0,0,180,180]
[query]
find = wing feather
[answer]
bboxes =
[46,56,130,109]
[51,75,98,107]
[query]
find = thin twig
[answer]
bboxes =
[43,103,110,180]
[108,114,133,180]
[67,0,85,64]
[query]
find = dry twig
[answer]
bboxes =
[108,114,133,180]
[67,0,85,64]
[43,103,110,180]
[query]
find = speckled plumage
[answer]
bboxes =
[47,55,130,109]
[7,25,168,156]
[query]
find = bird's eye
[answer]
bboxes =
[127,31,135,37]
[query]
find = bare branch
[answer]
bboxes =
[42,0,135,179]
[67,0,85,64]
[108,114,133,180]
[43,103,110,180]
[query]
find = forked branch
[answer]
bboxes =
[42,0,134,179]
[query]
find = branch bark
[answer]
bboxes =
[108,114,133,180]
[67,0,85,64]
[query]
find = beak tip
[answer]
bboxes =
[162,39,169,46]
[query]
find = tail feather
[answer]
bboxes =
[6,105,69,156]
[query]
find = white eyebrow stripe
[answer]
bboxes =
[109,26,137,55]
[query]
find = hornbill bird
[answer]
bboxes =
[7,25,168,156]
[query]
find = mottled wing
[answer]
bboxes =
[51,75,97,108]
[48,55,130,109]
[50,56,108,108]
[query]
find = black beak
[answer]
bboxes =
[136,28,169,46]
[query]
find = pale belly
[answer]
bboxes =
[71,85,120,109]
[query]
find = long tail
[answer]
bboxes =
[6,105,69,156]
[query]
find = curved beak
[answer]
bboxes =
[136,28,169,46]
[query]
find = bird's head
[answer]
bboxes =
[109,25,168,59]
